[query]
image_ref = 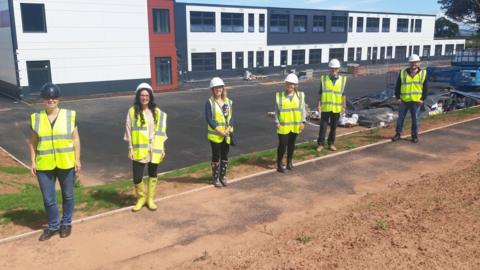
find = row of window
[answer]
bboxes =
[348,17,422,33]
[191,44,460,71]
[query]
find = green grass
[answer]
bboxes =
[0,166,30,175]
[296,233,314,244]
[193,250,209,262]
[374,219,390,230]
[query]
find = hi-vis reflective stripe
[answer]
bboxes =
[38,134,73,141]
[34,113,40,133]
[208,130,220,135]
[278,108,303,112]
[156,112,166,135]
[132,126,147,131]
[66,110,72,133]
[151,149,164,154]
[321,102,343,106]
[279,121,303,126]
[37,147,74,156]
[402,70,426,84]
[322,90,345,95]
[401,92,423,96]
[133,144,149,149]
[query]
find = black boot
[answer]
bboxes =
[277,160,285,173]
[219,160,228,186]
[211,162,222,188]
[391,133,401,142]
[286,158,293,170]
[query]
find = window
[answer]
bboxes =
[191,53,216,71]
[153,9,170,33]
[309,49,322,64]
[292,50,305,65]
[410,19,414,32]
[435,45,443,56]
[248,13,254,32]
[293,15,307,33]
[386,46,393,59]
[270,14,289,33]
[256,51,264,67]
[269,50,274,67]
[456,44,465,51]
[222,52,232,70]
[259,14,265,32]
[190,11,215,32]
[397,19,408,32]
[395,46,407,59]
[366,18,379,32]
[329,48,344,61]
[248,51,254,68]
[331,16,347,32]
[221,13,244,32]
[155,57,172,85]
[348,17,353,32]
[356,48,362,61]
[356,17,364,32]
[380,47,385,60]
[313,15,326,33]
[235,52,244,69]
[348,48,355,61]
[414,19,422,32]
[21,3,47,32]
[382,18,390,32]
[413,45,420,55]
[367,47,372,60]
[280,50,288,65]
[423,45,431,57]
[445,44,454,56]
[372,47,378,60]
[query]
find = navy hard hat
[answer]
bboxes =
[40,83,61,99]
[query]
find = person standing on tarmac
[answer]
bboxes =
[205,77,234,188]
[275,73,306,173]
[28,83,81,241]
[391,54,428,143]
[124,83,167,212]
[316,59,347,152]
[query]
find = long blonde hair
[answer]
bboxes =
[211,86,228,101]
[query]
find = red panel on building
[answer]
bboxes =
[147,0,178,90]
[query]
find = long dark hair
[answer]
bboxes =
[133,88,158,126]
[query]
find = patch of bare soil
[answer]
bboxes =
[176,156,480,269]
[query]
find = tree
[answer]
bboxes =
[438,0,480,31]
[435,17,460,37]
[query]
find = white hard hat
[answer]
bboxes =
[328,58,341,68]
[409,54,421,62]
[209,77,225,88]
[284,73,299,84]
[136,82,153,93]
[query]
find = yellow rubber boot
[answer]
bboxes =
[132,181,146,212]
[146,177,158,211]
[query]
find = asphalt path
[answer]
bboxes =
[0,72,428,183]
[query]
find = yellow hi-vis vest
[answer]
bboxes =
[207,98,233,144]
[129,106,167,164]
[400,69,426,102]
[31,109,76,170]
[320,75,346,113]
[276,91,305,135]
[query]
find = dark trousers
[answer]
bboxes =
[132,161,158,184]
[277,132,298,163]
[395,101,421,137]
[317,112,340,146]
[210,140,229,162]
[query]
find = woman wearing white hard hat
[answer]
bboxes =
[205,77,234,188]
[124,83,168,212]
[316,58,347,152]
[274,73,306,173]
[391,54,428,143]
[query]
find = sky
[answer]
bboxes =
[176,0,443,15]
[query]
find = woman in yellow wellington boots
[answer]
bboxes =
[124,83,167,211]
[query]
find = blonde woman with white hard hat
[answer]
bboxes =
[274,73,306,173]
[316,58,347,152]
[391,54,428,143]
[124,83,168,212]
[206,77,234,188]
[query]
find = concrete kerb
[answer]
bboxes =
[1,112,479,244]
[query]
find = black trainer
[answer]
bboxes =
[411,137,419,143]
[277,163,286,173]
[286,160,293,170]
[39,229,59,241]
[391,133,401,142]
[60,225,72,238]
